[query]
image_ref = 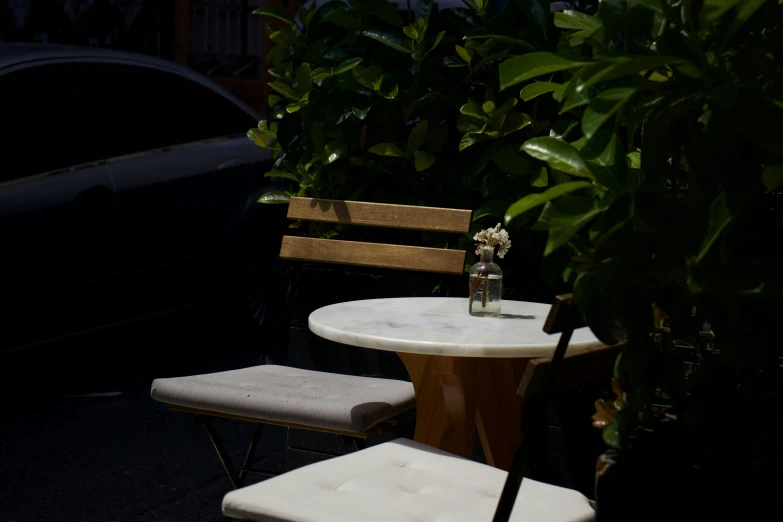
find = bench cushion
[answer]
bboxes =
[222,438,594,522]
[151,365,415,433]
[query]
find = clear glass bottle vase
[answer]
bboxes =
[469,246,503,316]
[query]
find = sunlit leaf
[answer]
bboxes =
[521,137,595,180]
[268,81,299,100]
[505,181,593,224]
[520,82,562,101]
[500,52,590,91]
[408,120,429,153]
[332,57,363,75]
[368,142,407,157]
[362,29,412,53]
[415,150,436,171]
[258,191,291,204]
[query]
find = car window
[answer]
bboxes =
[70,61,257,159]
[0,60,257,182]
[0,63,85,181]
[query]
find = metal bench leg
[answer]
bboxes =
[237,423,265,486]
[196,414,242,489]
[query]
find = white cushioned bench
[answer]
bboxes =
[151,365,416,433]
[222,438,595,522]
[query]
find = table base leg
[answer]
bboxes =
[397,353,478,459]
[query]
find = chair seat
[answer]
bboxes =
[222,438,595,522]
[151,365,416,433]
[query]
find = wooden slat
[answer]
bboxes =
[280,236,466,274]
[542,293,584,334]
[287,197,472,234]
[517,343,621,399]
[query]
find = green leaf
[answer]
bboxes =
[403,25,418,40]
[456,45,471,63]
[554,10,602,31]
[762,164,783,191]
[252,7,297,26]
[581,88,637,139]
[351,0,404,27]
[425,123,448,152]
[425,31,446,57]
[295,63,312,93]
[415,150,436,171]
[352,103,373,120]
[635,0,664,14]
[459,132,488,151]
[473,200,509,222]
[465,35,536,51]
[268,81,299,100]
[505,181,593,224]
[544,196,603,256]
[520,82,562,101]
[361,29,412,54]
[492,148,531,175]
[258,191,291,204]
[408,120,429,153]
[696,192,733,264]
[531,167,548,187]
[721,0,769,47]
[247,128,273,148]
[499,53,591,91]
[515,0,552,46]
[378,78,399,99]
[580,56,692,91]
[368,142,407,157]
[457,113,487,132]
[268,94,282,107]
[332,57,363,75]
[626,151,641,169]
[460,102,489,121]
[501,112,532,134]
[264,170,299,182]
[521,137,594,180]
[322,139,347,165]
[700,0,743,22]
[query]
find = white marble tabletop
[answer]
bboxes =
[308,297,603,358]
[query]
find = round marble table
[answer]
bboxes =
[309,297,602,469]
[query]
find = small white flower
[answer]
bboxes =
[473,223,511,258]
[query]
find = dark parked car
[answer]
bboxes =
[0,44,282,355]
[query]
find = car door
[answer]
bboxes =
[65,61,270,321]
[0,62,118,351]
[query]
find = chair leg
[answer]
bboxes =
[196,414,242,489]
[237,423,265,486]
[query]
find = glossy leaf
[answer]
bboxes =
[500,53,591,91]
[456,45,471,63]
[415,150,436,171]
[762,164,783,191]
[520,82,561,101]
[554,10,602,31]
[247,128,273,148]
[501,112,532,134]
[264,170,299,182]
[268,81,299,100]
[425,31,446,58]
[580,56,692,91]
[521,137,595,179]
[333,57,363,75]
[531,167,549,187]
[361,29,412,54]
[368,142,407,157]
[505,181,593,224]
[459,132,488,151]
[460,102,489,120]
[582,88,637,138]
[465,35,536,51]
[252,7,297,26]
[408,120,429,153]
[456,113,487,132]
[258,191,291,204]
[544,196,603,256]
[322,139,348,165]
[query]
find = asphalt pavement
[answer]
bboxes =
[1,318,286,522]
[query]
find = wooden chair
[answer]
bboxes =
[150,197,471,488]
[221,294,621,522]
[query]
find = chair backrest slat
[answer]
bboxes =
[280,236,466,275]
[287,197,472,234]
